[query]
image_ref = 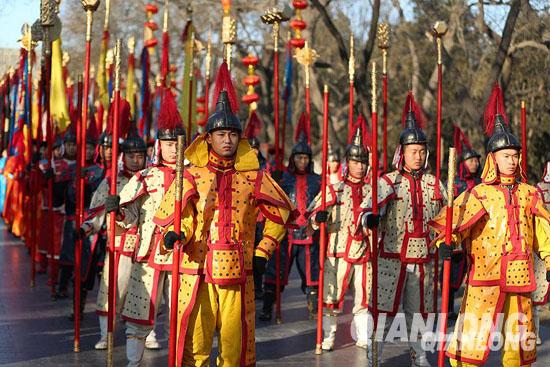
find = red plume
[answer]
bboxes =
[294,111,311,144]
[158,88,183,130]
[212,61,239,114]
[348,114,372,148]
[107,96,132,139]
[483,82,508,136]
[87,116,100,142]
[401,91,425,129]
[244,110,263,139]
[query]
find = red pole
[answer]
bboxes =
[106,40,122,366]
[168,134,185,366]
[520,101,527,177]
[74,5,97,353]
[25,45,36,288]
[382,73,388,172]
[437,147,457,367]
[370,62,379,367]
[315,85,329,355]
[204,77,210,121]
[282,98,288,166]
[305,73,311,145]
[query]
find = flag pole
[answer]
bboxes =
[370,61,379,367]
[437,147,457,367]
[74,0,99,353]
[377,24,390,172]
[168,134,185,366]
[106,39,122,367]
[315,85,329,355]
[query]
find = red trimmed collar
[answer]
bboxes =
[208,150,235,171]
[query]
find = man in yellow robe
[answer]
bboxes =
[154,83,295,366]
[430,114,550,367]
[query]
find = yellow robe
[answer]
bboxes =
[430,154,550,366]
[154,135,295,367]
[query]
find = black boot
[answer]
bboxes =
[259,290,275,321]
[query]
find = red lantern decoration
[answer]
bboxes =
[291,0,308,49]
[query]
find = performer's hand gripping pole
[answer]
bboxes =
[370,61,380,367]
[106,39,122,367]
[168,135,185,366]
[437,147,457,367]
[315,85,329,355]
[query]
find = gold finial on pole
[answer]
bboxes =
[205,31,212,80]
[349,35,355,82]
[294,41,318,88]
[127,36,135,54]
[81,1,100,42]
[377,23,390,74]
[104,0,111,31]
[261,7,290,53]
[163,0,169,33]
[114,39,121,92]
[371,61,377,113]
[432,21,448,65]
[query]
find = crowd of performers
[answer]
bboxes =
[1,3,550,367]
[1,64,549,367]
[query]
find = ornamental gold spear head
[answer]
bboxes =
[127,36,135,54]
[348,35,355,81]
[106,48,114,66]
[377,23,390,49]
[222,15,237,44]
[294,41,319,67]
[432,21,448,38]
[81,0,100,12]
[19,23,37,51]
[261,7,290,25]
[62,51,70,67]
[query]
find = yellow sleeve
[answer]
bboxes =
[254,219,286,260]
[534,215,550,269]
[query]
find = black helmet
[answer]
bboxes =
[486,115,520,153]
[345,127,369,164]
[205,91,242,134]
[157,125,186,141]
[98,131,113,147]
[461,148,481,162]
[248,136,260,150]
[399,111,427,146]
[53,134,63,149]
[291,132,312,157]
[122,131,147,154]
[328,143,341,162]
[64,127,77,144]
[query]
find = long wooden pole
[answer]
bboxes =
[437,147,457,367]
[168,134,185,366]
[74,3,97,353]
[370,61,379,367]
[106,39,122,367]
[315,85,329,355]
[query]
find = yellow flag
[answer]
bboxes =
[50,38,69,131]
[97,31,109,109]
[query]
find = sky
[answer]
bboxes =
[0,0,511,50]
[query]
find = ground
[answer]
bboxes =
[1,221,549,366]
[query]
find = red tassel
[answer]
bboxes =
[401,91,425,129]
[158,88,183,130]
[161,32,169,83]
[244,110,263,139]
[107,96,132,139]
[212,61,239,114]
[483,82,508,136]
[87,114,100,142]
[294,111,310,143]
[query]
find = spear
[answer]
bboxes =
[168,134,185,366]
[261,6,289,171]
[106,39,122,367]
[221,0,236,70]
[315,84,329,355]
[370,61,380,367]
[204,32,211,121]
[348,35,355,143]
[521,100,527,176]
[437,147,457,367]
[377,24,390,172]
[75,0,99,353]
[432,21,447,314]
